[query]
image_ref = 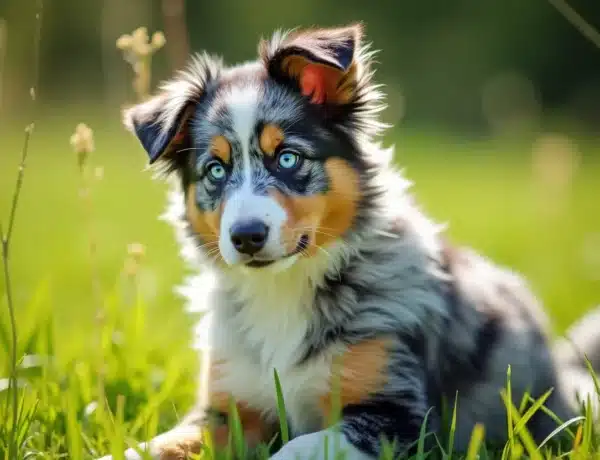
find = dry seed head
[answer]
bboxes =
[134,42,153,57]
[117,26,166,101]
[124,242,146,278]
[127,242,146,261]
[70,123,95,153]
[132,27,149,46]
[116,34,133,50]
[70,123,95,170]
[151,31,166,50]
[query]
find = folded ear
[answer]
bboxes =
[122,54,221,165]
[123,94,195,165]
[260,24,363,105]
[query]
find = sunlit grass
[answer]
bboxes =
[0,111,599,458]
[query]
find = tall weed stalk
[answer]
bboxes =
[0,1,43,458]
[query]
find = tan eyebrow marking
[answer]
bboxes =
[210,135,231,163]
[259,123,284,156]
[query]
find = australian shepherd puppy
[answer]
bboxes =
[101,24,600,460]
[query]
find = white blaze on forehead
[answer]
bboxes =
[218,84,294,265]
[222,84,260,185]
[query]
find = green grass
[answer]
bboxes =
[0,111,599,459]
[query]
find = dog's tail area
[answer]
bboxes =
[553,305,600,416]
[554,305,600,373]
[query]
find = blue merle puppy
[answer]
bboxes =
[99,23,600,460]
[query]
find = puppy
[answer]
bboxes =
[100,24,600,460]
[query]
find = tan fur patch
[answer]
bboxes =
[271,158,360,256]
[319,338,391,423]
[186,184,221,252]
[259,123,284,156]
[210,135,231,164]
[151,338,275,458]
[208,360,277,448]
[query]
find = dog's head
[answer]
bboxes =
[123,24,385,271]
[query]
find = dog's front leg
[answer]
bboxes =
[96,409,204,460]
[97,395,276,459]
[270,337,433,460]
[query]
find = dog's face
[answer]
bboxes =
[124,24,382,270]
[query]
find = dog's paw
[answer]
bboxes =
[95,443,200,460]
[94,447,148,460]
[154,441,202,460]
[96,426,202,460]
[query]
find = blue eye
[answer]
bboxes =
[277,151,301,170]
[207,161,226,181]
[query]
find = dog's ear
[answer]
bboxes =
[122,55,220,165]
[260,23,364,105]
[123,94,195,165]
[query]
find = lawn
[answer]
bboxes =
[0,108,599,458]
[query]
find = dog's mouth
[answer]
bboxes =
[245,234,310,268]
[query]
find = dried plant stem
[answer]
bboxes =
[78,166,107,420]
[0,2,43,457]
[548,0,600,50]
[1,124,32,457]
[0,223,18,457]
[4,126,33,245]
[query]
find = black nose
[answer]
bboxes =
[230,220,269,255]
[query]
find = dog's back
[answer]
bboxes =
[438,243,600,449]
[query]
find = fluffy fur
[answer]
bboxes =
[101,24,600,460]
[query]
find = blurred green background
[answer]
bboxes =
[0,0,599,371]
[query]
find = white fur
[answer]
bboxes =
[270,428,372,460]
[223,84,259,183]
[185,242,350,434]
[219,190,290,265]
[216,84,306,265]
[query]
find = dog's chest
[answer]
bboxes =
[209,285,333,434]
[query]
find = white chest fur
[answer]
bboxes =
[183,258,338,434]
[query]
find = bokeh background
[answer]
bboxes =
[0,0,599,380]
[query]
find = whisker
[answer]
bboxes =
[191,230,220,240]
[197,241,219,251]
[205,248,223,263]
[296,225,344,235]
[203,245,221,255]
[175,147,203,154]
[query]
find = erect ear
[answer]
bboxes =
[260,23,363,105]
[122,54,220,165]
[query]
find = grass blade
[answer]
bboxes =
[537,416,585,451]
[229,398,246,457]
[501,391,543,460]
[505,365,514,454]
[446,391,458,459]
[583,354,600,406]
[273,369,289,445]
[465,424,485,460]
[512,388,553,436]
[416,407,434,459]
